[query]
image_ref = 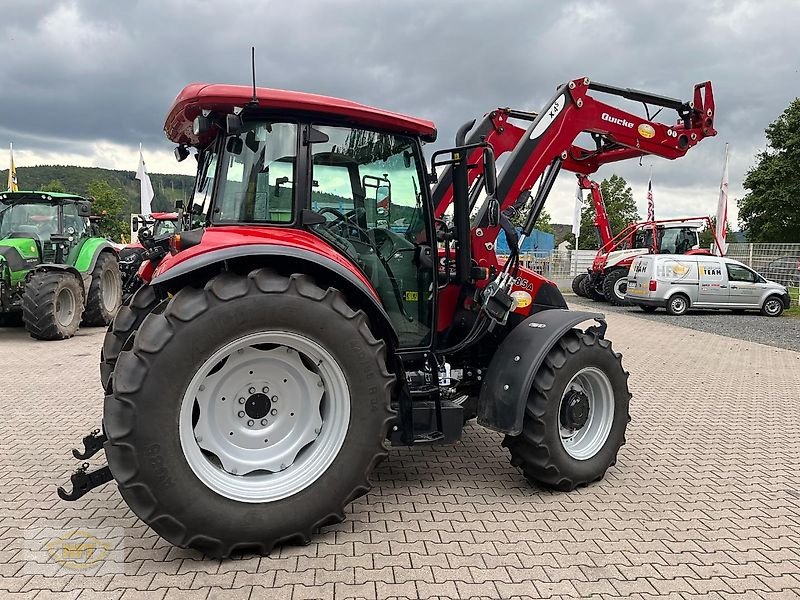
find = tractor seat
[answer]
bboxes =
[7,230,43,260]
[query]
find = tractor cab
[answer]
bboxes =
[0,192,93,265]
[629,222,702,254]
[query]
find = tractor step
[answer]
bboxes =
[57,463,113,501]
[391,400,463,446]
[72,428,107,460]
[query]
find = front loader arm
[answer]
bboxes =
[471,77,716,267]
[577,174,613,247]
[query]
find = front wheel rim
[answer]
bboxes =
[765,299,781,315]
[55,287,76,327]
[559,367,615,460]
[179,331,351,503]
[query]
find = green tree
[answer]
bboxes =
[88,180,128,241]
[698,217,733,250]
[42,179,66,193]
[738,98,800,241]
[575,174,639,249]
[507,201,554,234]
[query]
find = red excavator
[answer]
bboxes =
[571,176,723,304]
[61,76,716,556]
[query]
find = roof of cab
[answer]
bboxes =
[0,191,87,203]
[164,83,437,146]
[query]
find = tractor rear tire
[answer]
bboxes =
[104,270,394,557]
[100,285,166,393]
[83,252,122,326]
[580,274,605,302]
[502,329,630,491]
[602,269,632,306]
[571,274,588,297]
[22,271,85,340]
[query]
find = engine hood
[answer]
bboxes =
[603,248,650,269]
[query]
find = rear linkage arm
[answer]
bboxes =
[56,427,113,501]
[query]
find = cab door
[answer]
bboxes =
[726,263,763,307]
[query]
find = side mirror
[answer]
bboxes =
[77,201,92,218]
[174,145,190,162]
[487,197,500,227]
[274,176,289,197]
[483,147,497,196]
[226,113,245,135]
[131,216,140,232]
[175,200,184,211]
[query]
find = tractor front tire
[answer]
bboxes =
[571,274,588,297]
[83,252,122,326]
[104,270,394,557]
[100,284,166,393]
[22,271,85,340]
[602,269,632,306]
[580,274,605,302]
[503,329,630,491]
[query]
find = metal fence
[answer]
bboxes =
[503,243,800,303]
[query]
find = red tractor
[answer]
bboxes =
[60,76,716,556]
[572,177,724,305]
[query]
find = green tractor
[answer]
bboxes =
[0,191,122,340]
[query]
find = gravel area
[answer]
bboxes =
[568,295,800,352]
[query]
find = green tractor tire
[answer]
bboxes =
[83,251,122,326]
[22,271,85,340]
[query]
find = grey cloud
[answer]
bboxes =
[0,0,797,218]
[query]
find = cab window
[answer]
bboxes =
[726,264,757,283]
[213,122,298,224]
[308,125,432,347]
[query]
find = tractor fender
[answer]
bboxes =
[477,309,607,435]
[74,240,116,274]
[30,264,88,298]
[150,244,398,346]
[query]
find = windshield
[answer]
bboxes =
[0,202,60,240]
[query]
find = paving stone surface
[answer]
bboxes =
[1,309,799,599]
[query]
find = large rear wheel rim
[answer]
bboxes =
[101,267,121,311]
[55,287,76,327]
[559,367,614,460]
[179,331,351,503]
[613,277,627,301]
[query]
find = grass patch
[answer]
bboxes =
[787,287,800,318]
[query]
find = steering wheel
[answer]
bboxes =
[317,207,370,242]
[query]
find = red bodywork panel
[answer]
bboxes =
[164,83,437,146]
[149,226,379,300]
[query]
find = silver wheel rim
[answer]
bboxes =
[101,267,121,311]
[179,331,351,503]
[559,367,614,460]
[55,287,76,327]
[613,277,627,300]
[671,296,686,314]
[765,299,781,315]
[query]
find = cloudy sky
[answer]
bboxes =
[1,0,798,227]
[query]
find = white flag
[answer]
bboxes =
[136,144,155,216]
[572,183,582,236]
[715,144,729,256]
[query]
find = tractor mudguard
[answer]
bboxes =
[477,309,607,435]
[150,243,398,346]
[73,239,115,273]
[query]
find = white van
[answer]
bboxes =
[625,254,790,316]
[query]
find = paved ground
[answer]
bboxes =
[567,295,800,352]
[1,312,800,600]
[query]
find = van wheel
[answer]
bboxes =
[761,296,784,317]
[665,294,689,316]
